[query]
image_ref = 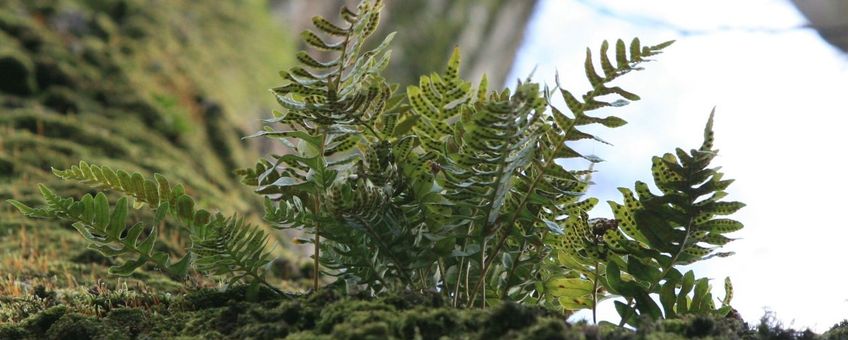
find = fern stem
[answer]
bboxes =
[313,221,321,291]
[500,239,527,299]
[468,135,516,307]
[247,272,285,296]
[312,130,328,292]
[453,223,474,307]
[592,260,600,324]
[661,216,695,282]
[356,116,385,142]
[437,258,449,299]
[452,254,465,307]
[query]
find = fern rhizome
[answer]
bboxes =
[8,0,744,325]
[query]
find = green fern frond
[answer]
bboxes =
[609,110,744,266]
[193,214,274,286]
[599,110,743,324]
[457,39,671,306]
[9,185,192,278]
[51,161,186,211]
[8,162,278,291]
[406,48,474,151]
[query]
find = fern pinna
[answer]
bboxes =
[8,161,280,294]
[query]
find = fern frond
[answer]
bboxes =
[193,214,274,285]
[600,110,743,324]
[9,162,278,290]
[609,110,743,266]
[321,179,416,290]
[51,161,186,212]
[406,48,474,151]
[458,39,671,306]
[242,0,396,291]
[9,185,192,278]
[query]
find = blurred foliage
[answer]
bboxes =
[273,0,537,87]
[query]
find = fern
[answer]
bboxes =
[240,0,676,307]
[243,0,401,291]
[193,215,274,286]
[606,110,742,325]
[7,0,747,328]
[10,185,192,277]
[8,161,279,294]
[460,38,673,307]
[548,111,743,325]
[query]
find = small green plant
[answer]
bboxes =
[7,0,744,328]
[8,163,281,295]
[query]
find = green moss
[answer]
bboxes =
[823,320,848,339]
[40,86,81,114]
[45,313,104,340]
[0,0,297,305]
[180,286,285,311]
[0,157,14,177]
[0,323,27,339]
[21,305,67,336]
[1,290,835,339]
[505,318,577,340]
[0,49,36,96]
[397,307,464,339]
[479,302,552,339]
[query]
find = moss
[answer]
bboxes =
[479,301,551,339]
[315,299,396,333]
[21,305,67,336]
[0,49,36,96]
[0,1,297,300]
[378,290,444,310]
[1,290,838,339]
[180,286,284,311]
[505,318,577,340]
[0,157,14,177]
[71,249,114,266]
[40,86,80,114]
[397,307,463,340]
[0,324,28,339]
[329,320,392,339]
[104,308,147,337]
[684,315,716,338]
[45,313,103,340]
[823,320,848,339]
[34,57,79,89]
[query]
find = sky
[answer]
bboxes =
[508,0,848,332]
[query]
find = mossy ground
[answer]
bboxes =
[1,287,845,340]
